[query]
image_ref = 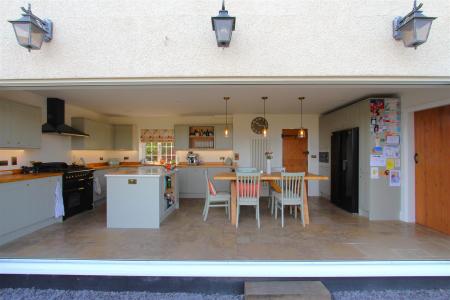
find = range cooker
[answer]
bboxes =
[23,162,94,220]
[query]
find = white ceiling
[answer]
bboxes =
[15,84,450,117]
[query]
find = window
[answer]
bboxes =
[144,142,175,163]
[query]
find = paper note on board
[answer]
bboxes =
[386,158,395,170]
[370,167,379,179]
[389,170,401,187]
[386,135,400,145]
[383,145,400,158]
[395,159,401,168]
[370,155,386,167]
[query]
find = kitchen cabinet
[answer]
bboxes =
[178,167,232,198]
[113,124,134,150]
[0,99,41,149]
[71,118,113,150]
[214,124,233,150]
[0,176,60,246]
[72,119,134,150]
[174,125,189,150]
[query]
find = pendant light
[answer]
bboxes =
[224,97,230,138]
[262,96,268,138]
[298,97,306,139]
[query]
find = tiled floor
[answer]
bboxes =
[1,197,449,260]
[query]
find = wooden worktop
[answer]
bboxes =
[87,162,146,170]
[0,171,63,184]
[214,172,328,181]
[176,162,237,168]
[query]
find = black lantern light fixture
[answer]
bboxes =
[8,4,53,51]
[393,0,436,49]
[224,97,230,138]
[262,97,268,138]
[298,97,306,139]
[211,0,236,47]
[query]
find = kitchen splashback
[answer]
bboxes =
[176,150,234,164]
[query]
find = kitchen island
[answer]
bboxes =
[105,167,178,229]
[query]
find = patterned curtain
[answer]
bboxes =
[140,129,174,143]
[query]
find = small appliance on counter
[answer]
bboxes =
[186,151,200,165]
[108,158,120,166]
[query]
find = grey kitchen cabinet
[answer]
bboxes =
[71,118,113,150]
[214,124,233,150]
[178,166,233,198]
[178,167,205,198]
[0,99,41,149]
[0,176,61,246]
[113,124,134,150]
[206,167,232,192]
[174,125,189,150]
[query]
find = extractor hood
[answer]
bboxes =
[42,98,89,137]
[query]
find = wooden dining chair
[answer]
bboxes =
[203,170,231,222]
[236,171,261,228]
[273,172,305,227]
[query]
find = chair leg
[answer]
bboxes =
[236,204,240,228]
[300,204,305,227]
[228,201,231,221]
[281,204,284,228]
[271,195,275,215]
[256,203,260,229]
[202,199,208,217]
[294,205,298,220]
[289,205,293,215]
[203,202,209,222]
[275,200,278,219]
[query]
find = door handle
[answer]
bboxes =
[414,153,419,164]
[78,187,85,191]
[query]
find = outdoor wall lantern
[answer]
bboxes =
[393,0,436,49]
[211,0,236,47]
[8,4,53,51]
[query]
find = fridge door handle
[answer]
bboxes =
[342,160,347,171]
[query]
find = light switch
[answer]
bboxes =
[11,157,18,165]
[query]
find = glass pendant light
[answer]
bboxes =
[298,97,306,139]
[262,97,268,138]
[224,97,230,138]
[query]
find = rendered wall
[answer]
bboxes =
[1,0,449,81]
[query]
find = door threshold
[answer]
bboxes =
[1,259,450,277]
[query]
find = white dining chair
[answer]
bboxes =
[203,170,231,222]
[236,171,261,228]
[268,166,285,215]
[273,172,305,227]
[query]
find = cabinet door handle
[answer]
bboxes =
[414,153,419,164]
[78,187,85,191]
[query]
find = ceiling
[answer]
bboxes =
[10,84,450,117]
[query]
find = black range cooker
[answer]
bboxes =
[23,162,94,220]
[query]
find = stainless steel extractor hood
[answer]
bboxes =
[42,98,89,137]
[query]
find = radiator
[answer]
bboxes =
[251,138,270,171]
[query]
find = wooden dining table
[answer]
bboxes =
[214,172,329,226]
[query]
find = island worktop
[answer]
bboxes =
[105,167,175,177]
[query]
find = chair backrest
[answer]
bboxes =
[280,172,305,202]
[236,167,258,173]
[236,172,261,200]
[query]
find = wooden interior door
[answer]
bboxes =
[282,129,308,172]
[415,105,450,235]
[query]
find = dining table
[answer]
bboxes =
[213,172,329,226]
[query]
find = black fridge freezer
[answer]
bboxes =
[330,127,359,213]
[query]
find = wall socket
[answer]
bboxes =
[100,157,104,161]
[234,153,239,161]
[11,157,17,165]
[0,160,8,166]
[124,156,129,161]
